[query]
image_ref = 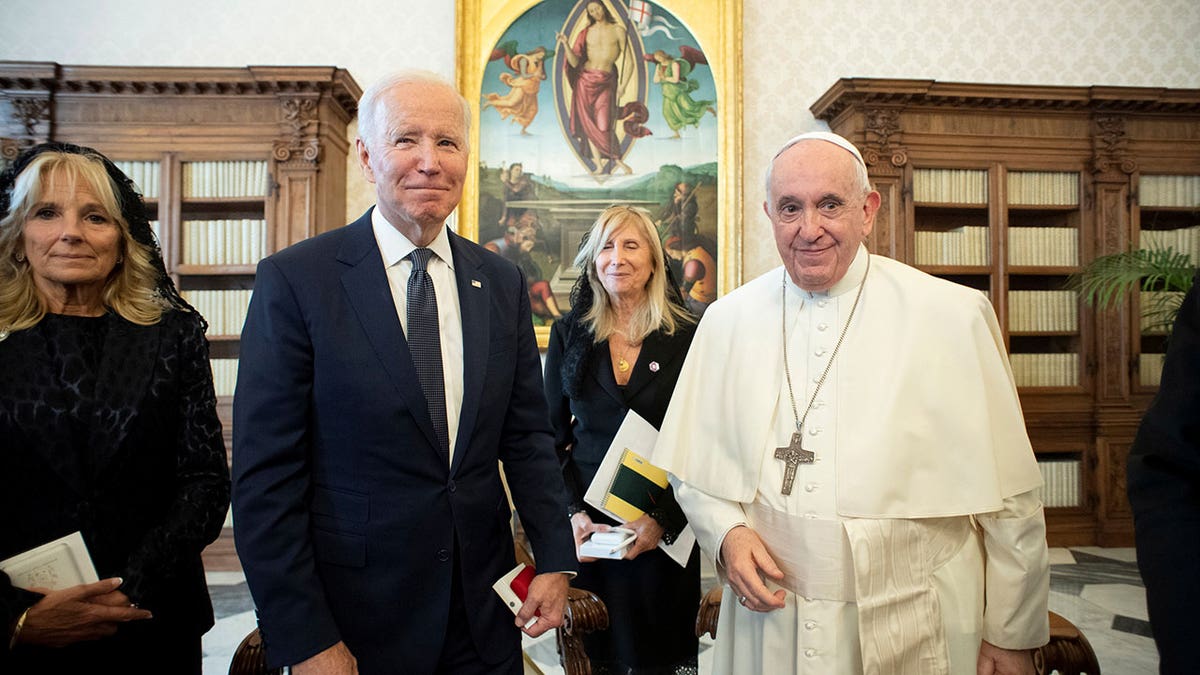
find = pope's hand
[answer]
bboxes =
[720,525,786,612]
[976,640,1034,675]
[516,572,569,637]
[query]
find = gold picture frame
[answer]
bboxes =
[457,0,742,348]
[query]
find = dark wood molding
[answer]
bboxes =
[812,78,1200,123]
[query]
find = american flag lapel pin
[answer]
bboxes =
[471,279,482,288]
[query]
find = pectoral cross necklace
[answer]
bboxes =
[776,256,870,495]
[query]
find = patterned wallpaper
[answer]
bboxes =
[2,0,1197,278]
[738,0,1200,278]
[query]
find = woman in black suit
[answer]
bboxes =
[544,205,699,674]
[0,142,229,673]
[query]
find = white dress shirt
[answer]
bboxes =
[372,208,465,464]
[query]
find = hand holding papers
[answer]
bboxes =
[0,532,98,591]
[583,411,696,567]
[578,527,637,560]
[1,532,153,647]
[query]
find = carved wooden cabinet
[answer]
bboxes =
[0,62,362,453]
[812,79,1200,546]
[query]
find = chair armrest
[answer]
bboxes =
[1032,611,1101,675]
[228,628,283,675]
[696,585,723,639]
[557,587,609,675]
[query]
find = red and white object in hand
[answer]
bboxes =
[493,562,540,629]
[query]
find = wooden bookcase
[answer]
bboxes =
[1135,174,1200,388]
[811,79,1200,546]
[0,62,362,453]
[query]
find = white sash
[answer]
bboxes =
[747,502,973,675]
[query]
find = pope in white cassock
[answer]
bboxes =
[650,132,1050,674]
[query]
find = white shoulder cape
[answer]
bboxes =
[651,253,1042,518]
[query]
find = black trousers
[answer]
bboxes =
[434,545,522,675]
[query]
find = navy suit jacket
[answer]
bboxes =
[232,211,576,673]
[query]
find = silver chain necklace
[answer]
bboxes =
[774,254,870,495]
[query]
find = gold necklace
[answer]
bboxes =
[614,331,641,373]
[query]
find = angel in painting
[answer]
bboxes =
[483,41,554,135]
[647,46,716,138]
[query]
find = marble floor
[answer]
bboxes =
[201,533,1156,674]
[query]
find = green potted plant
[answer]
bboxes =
[1072,246,1196,331]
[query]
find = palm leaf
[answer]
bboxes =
[1070,247,1196,312]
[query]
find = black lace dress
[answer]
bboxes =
[0,311,229,673]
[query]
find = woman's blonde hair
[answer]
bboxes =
[0,151,165,332]
[573,204,693,343]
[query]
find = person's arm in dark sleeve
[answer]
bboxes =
[497,268,578,575]
[121,312,230,610]
[543,320,586,514]
[1128,271,1200,674]
[232,258,342,668]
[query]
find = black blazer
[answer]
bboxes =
[0,310,230,664]
[1128,270,1200,675]
[232,211,577,673]
[544,313,696,534]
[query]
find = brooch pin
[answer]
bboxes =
[648,361,660,372]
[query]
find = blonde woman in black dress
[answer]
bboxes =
[0,143,229,674]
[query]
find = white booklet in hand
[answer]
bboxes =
[578,527,637,560]
[583,411,696,567]
[0,531,99,591]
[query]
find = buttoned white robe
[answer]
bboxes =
[652,248,1050,674]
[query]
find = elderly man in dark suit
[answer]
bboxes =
[232,70,576,675]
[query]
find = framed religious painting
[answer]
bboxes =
[457,0,742,347]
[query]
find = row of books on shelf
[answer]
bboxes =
[1139,353,1165,387]
[1139,226,1200,261]
[183,289,252,337]
[914,226,989,266]
[1140,175,1200,208]
[913,168,988,204]
[112,161,161,199]
[1007,291,1078,332]
[1008,227,1079,266]
[211,359,239,398]
[181,160,269,199]
[1139,291,1185,334]
[1034,459,1081,508]
[913,169,1083,206]
[1009,353,1079,387]
[914,226,1081,267]
[181,220,267,266]
[1006,171,1079,206]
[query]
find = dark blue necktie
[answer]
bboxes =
[406,248,449,461]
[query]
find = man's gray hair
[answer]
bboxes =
[764,131,871,202]
[357,70,471,153]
